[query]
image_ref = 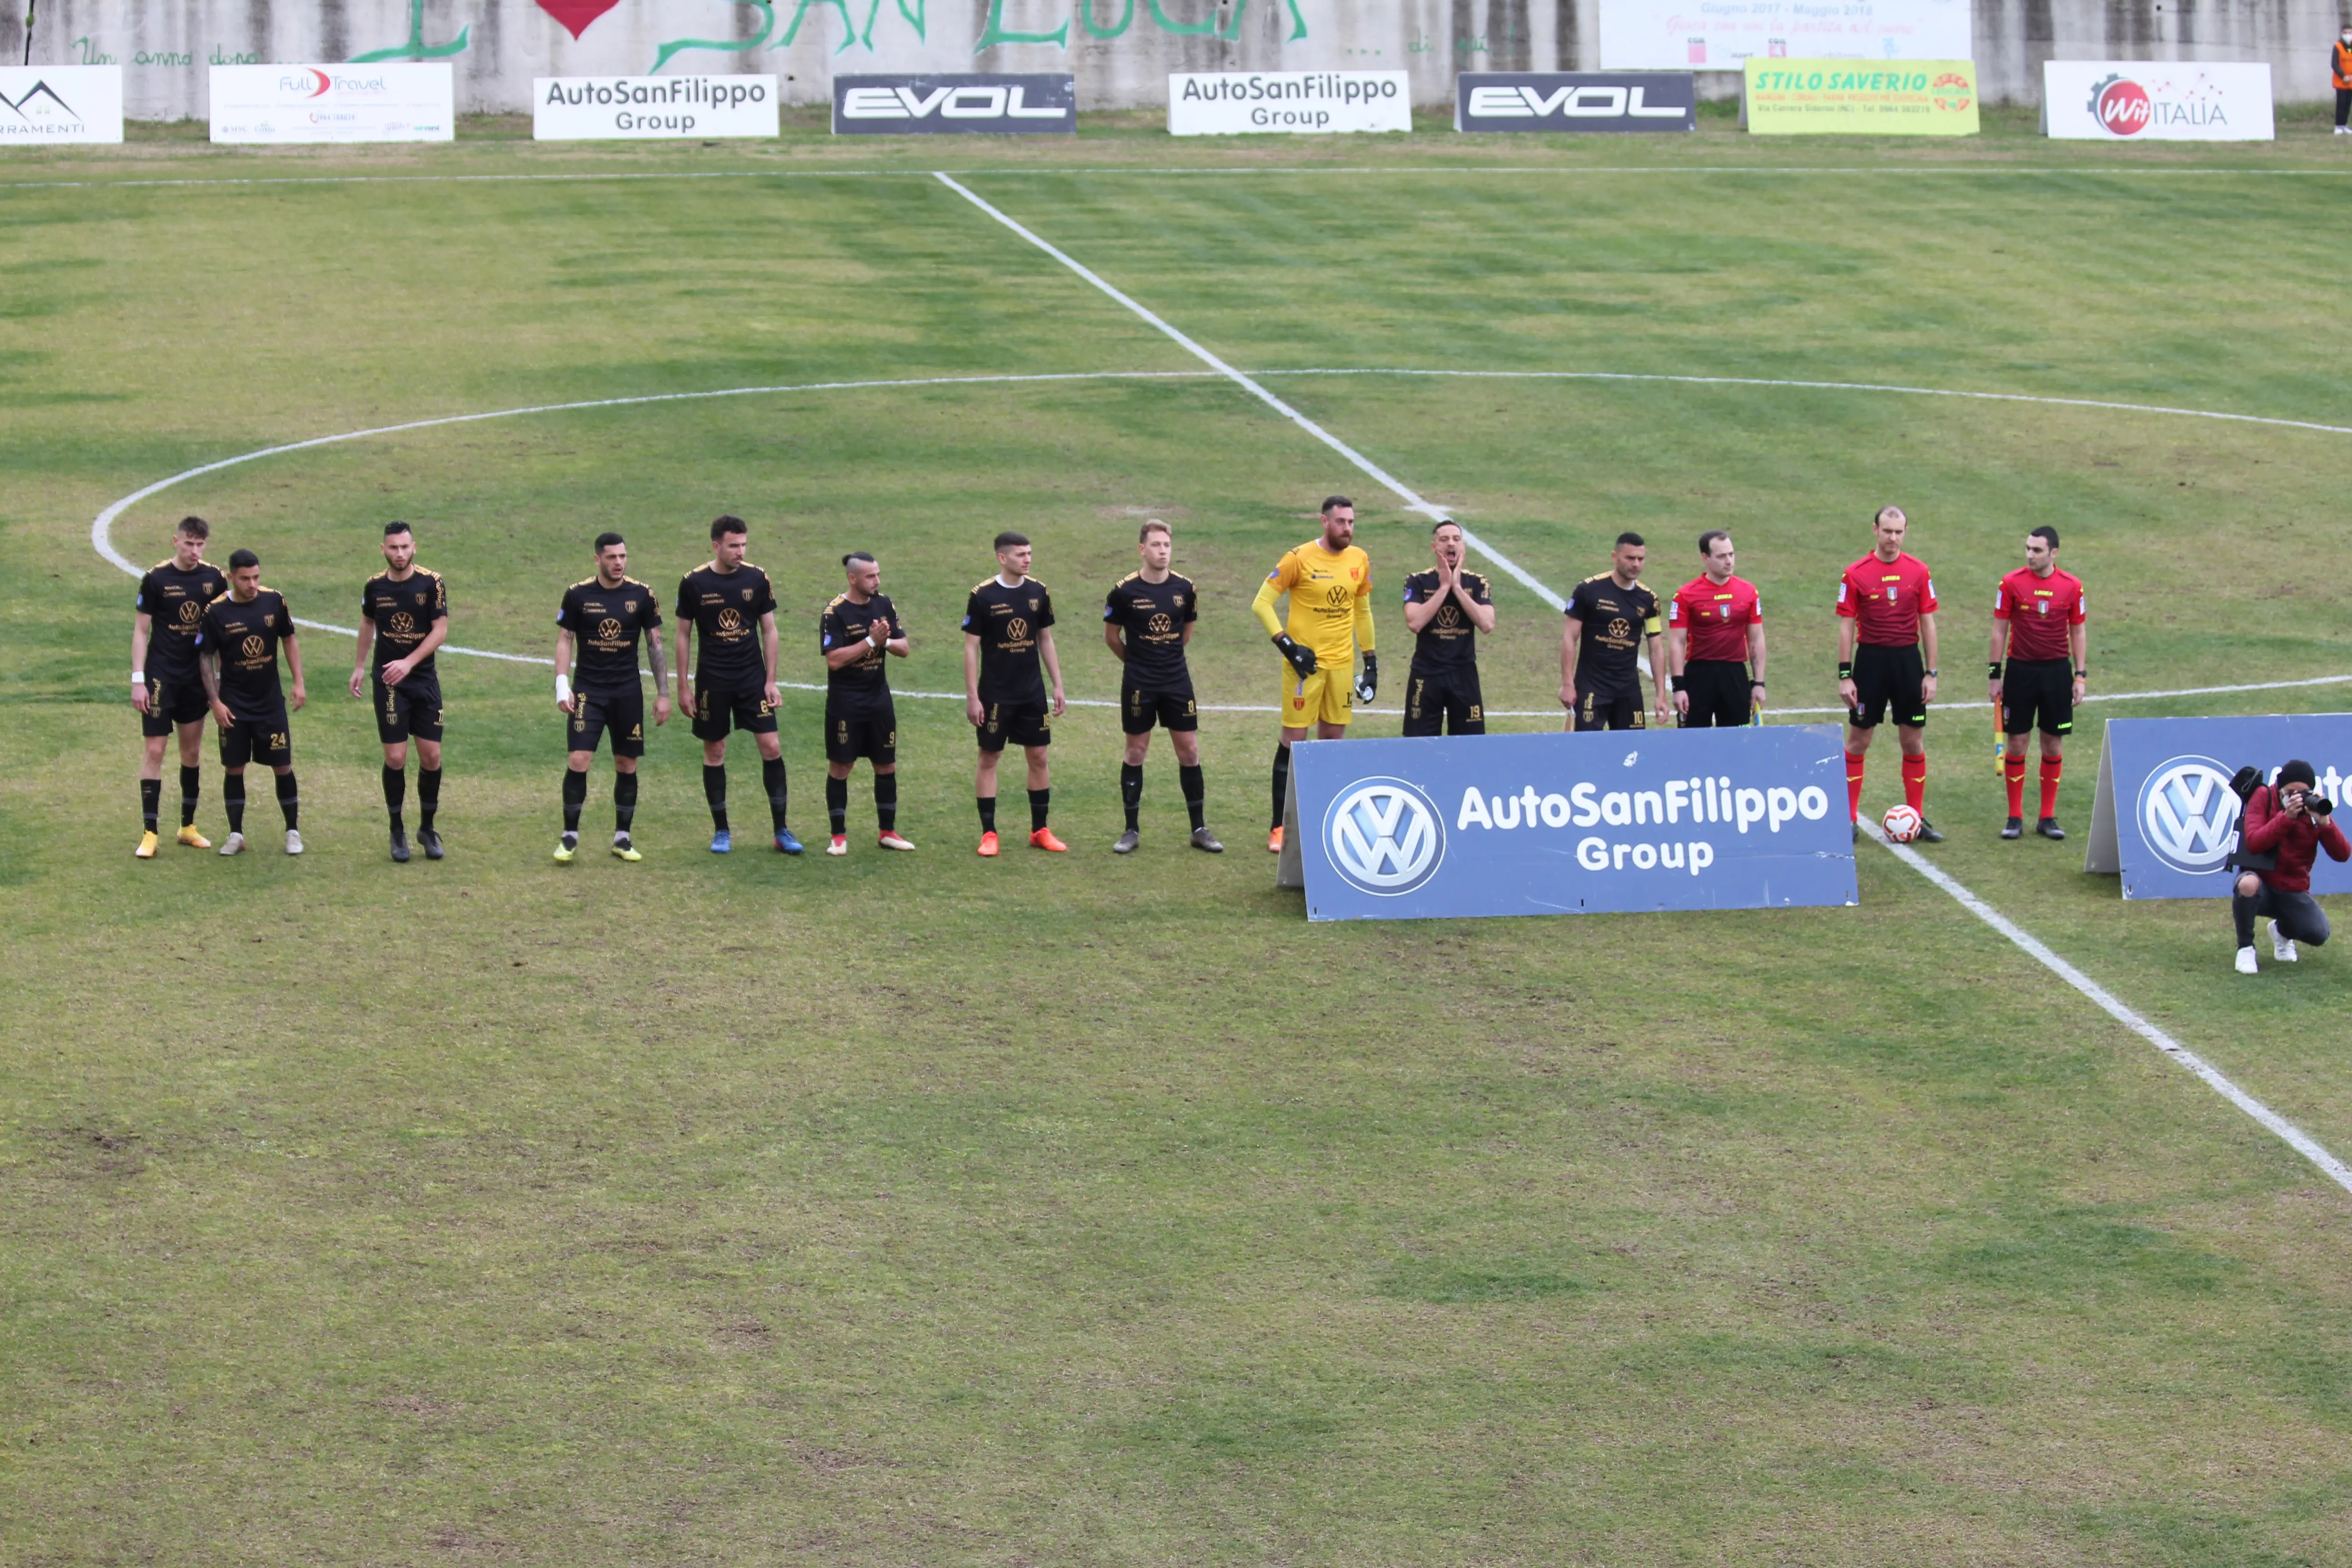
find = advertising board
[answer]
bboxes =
[1167,71,1411,135]
[1455,72,1695,132]
[0,66,123,144]
[2041,61,2273,141]
[2085,716,2352,899]
[1599,0,1973,70]
[209,63,453,143]
[832,74,1074,134]
[1277,727,1857,922]
[535,75,779,138]
[1742,58,1978,133]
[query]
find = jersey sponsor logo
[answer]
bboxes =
[177,600,203,625]
[390,611,416,635]
[1324,776,1446,896]
[717,608,743,632]
[1147,612,1173,635]
[598,617,623,640]
[2136,755,2241,874]
[1006,617,1028,642]
[240,635,266,659]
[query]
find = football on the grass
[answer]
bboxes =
[1882,804,1923,843]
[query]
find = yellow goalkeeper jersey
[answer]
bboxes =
[1253,539,1373,664]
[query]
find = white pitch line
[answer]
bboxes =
[1874,838,2352,1196]
[931,171,1569,613]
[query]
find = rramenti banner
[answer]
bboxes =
[536,75,779,138]
[1168,71,1411,135]
[2041,61,2273,142]
[1279,726,1857,922]
[1455,72,1694,132]
[210,63,453,143]
[1742,58,1978,134]
[832,74,1074,134]
[2086,715,2352,899]
[0,66,123,143]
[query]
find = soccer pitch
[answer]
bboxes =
[8,115,2352,1563]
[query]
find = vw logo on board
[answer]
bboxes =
[2135,754,2241,874]
[1323,776,1446,896]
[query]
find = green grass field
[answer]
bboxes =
[7,112,2352,1564]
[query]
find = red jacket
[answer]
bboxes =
[2242,784,2350,892]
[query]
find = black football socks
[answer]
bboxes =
[1181,764,1207,831]
[763,756,789,833]
[224,774,246,835]
[180,764,201,828]
[383,764,406,833]
[275,771,299,831]
[875,772,898,833]
[614,772,638,835]
[561,768,587,833]
[1121,763,1144,831]
[1270,742,1292,831]
[826,775,849,837]
[703,764,728,833]
[140,778,161,833]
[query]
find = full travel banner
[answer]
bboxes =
[1278,727,1858,923]
[2087,715,2352,899]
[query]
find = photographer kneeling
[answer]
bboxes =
[2232,759,2349,975]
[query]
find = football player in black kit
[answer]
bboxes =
[673,515,798,856]
[350,522,450,862]
[1400,519,1494,736]
[962,530,1068,857]
[1560,532,1670,732]
[196,549,307,857]
[1103,519,1221,854]
[554,532,670,863]
[131,516,228,857]
[819,552,914,855]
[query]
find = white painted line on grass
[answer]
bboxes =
[1873,837,2352,1196]
[931,172,1570,612]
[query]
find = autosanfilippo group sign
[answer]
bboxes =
[536,76,778,138]
[2085,715,2352,898]
[2042,61,2274,141]
[1167,71,1411,135]
[1280,727,1857,922]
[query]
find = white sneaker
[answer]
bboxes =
[284,828,304,856]
[2270,919,2298,962]
[2235,946,2259,975]
[218,831,245,856]
[2337,125,2350,135]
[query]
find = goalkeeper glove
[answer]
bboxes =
[1274,634,1317,678]
[1354,652,1378,705]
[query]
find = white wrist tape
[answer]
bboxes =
[555,673,573,703]
[132,670,147,684]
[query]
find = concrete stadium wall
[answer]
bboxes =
[5,0,2347,118]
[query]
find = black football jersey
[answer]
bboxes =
[360,568,449,673]
[819,590,901,715]
[1566,574,1661,697]
[1104,572,1197,693]
[1402,569,1490,676]
[962,577,1054,706]
[676,562,776,686]
[557,577,662,695]
[197,588,296,721]
[136,559,230,685]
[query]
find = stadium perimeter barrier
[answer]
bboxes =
[1276,726,1857,922]
[2041,61,2275,140]
[2087,715,2352,898]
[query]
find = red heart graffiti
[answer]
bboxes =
[538,0,622,39]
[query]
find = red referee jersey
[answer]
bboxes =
[1994,566,2085,662]
[1836,551,1936,646]
[1669,573,1763,663]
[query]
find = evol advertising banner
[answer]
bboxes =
[1743,58,1978,134]
[1598,0,1973,70]
[536,76,779,138]
[1167,71,1411,135]
[832,75,1075,134]
[1279,727,1857,922]
[0,66,124,144]
[1455,72,1695,132]
[2041,61,2274,142]
[2085,716,2352,899]
[210,64,454,143]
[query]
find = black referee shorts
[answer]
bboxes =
[1848,643,1926,730]
[1679,660,1753,729]
[2001,658,2074,737]
[1402,668,1485,736]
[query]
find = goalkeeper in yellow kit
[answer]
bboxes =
[1252,495,1375,853]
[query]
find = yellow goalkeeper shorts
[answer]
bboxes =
[1279,664,1353,729]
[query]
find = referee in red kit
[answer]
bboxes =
[1989,525,2087,841]
[1836,505,1941,840]
[1667,529,1767,726]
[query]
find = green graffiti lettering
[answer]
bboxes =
[1282,0,1306,39]
[1146,0,1219,36]
[1078,0,1134,39]
[351,0,470,61]
[975,0,1071,48]
[656,0,779,68]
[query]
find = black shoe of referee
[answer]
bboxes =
[2001,817,2024,839]
[1916,818,1945,843]
[2036,817,2066,840]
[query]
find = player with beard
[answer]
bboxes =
[1400,519,1493,736]
[554,532,670,862]
[675,514,797,855]
[820,551,915,855]
[196,549,307,856]
[1253,496,1376,853]
[131,516,227,857]
[351,521,450,862]
[1560,533,1668,732]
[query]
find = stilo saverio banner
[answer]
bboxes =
[1278,726,1856,922]
[2085,715,2352,899]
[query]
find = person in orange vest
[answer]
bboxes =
[2336,23,2352,135]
